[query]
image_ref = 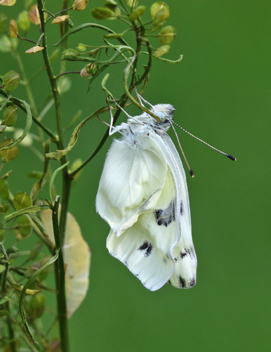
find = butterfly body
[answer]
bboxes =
[96,104,197,291]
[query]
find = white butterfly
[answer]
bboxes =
[96,98,197,291]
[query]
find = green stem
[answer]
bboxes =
[52,197,69,351]
[6,302,16,352]
[37,1,71,351]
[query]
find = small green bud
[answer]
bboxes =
[70,158,83,181]
[2,70,20,92]
[154,44,170,57]
[28,171,43,179]
[17,214,32,237]
[105,4,121,20]
[150,2,170,22]
[77,43,87,52]
[29,293,46,318]
[6,246,18,255]
[17,10,30,32]
[158,25,176,44]
[61,48,80,60]
[14,192,32,210]
[0,13,8,33]
[91,7,115,20]
[129,6,146,21]
[0,35,18,53]
[2,105,17,126]
[0,139,19,162]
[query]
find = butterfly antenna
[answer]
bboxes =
[172,121,236,161]
[170,122,195,177]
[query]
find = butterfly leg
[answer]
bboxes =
[134,87,154,109]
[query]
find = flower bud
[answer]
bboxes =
[70,158,83,181]
[92,7,115,20]
[150,2,170,22]
[18,10,31,31]
[28,4,47,25]
[129,6,146,21]
[158,25,176,44]
[72,0,88,11]
[2,70,20,92]
[29,293,46,318]
[154,44,170,57]
[0,139,19,162]
[52,15,70,24]
[2,105,17,126]
[14,192,32,210]
[17,214,32,237]
[9,19,18,38]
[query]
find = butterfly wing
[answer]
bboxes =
[107,166,181,291]
[96,128,167,236]
[161,133,197,289]
[106,131,185,291]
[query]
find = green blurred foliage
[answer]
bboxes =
[0,0,270,351]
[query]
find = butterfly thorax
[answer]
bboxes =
[126,104,176,134]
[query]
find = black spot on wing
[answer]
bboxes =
[138,241,153,257]
[179,276,186,288]
[154,200,176,227]
[180,248,192,259]
[189,278,196,288]
[180,201,184,215]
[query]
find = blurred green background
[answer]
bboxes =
[1,0,271,351]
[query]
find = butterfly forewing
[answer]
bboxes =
[96,130,167,236]
[161,133,197,288]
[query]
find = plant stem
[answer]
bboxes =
[52,197,69,352]
[37,1,71,351]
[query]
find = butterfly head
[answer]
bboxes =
[151,104,176,122]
